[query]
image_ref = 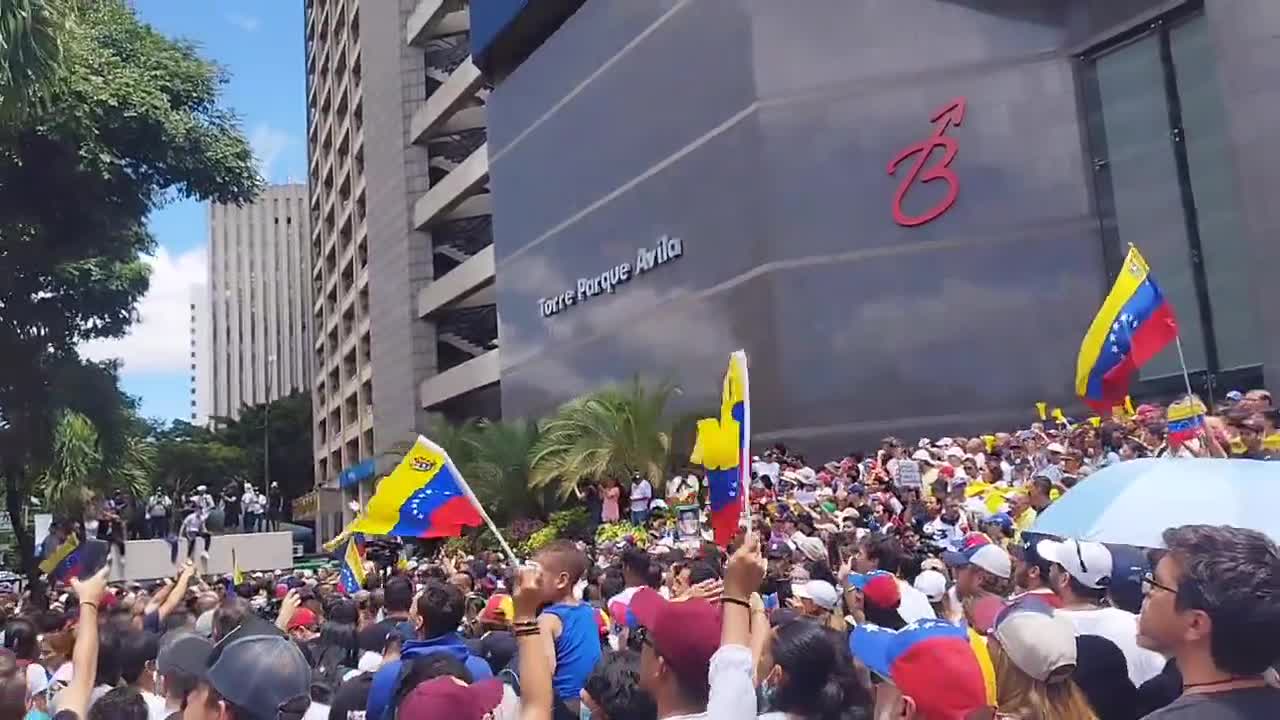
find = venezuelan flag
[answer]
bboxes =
[1167,396,1206,448]
[352,435,483,538]
[39,534,83,582]
[1075,247,1179,412]
[339,537,366,594]
[691,350,750,547]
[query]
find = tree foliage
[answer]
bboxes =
[0,0,259,577]
[0,0,69,120]
[528,378,679,499]
[207,390,314,504]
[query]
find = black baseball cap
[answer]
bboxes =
[205,635,312,719]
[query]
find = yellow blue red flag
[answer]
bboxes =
[339,537,366,594]
[39,533,81,580]
[1076,247,1179,412]
[351,435,483,538]
[691,350,750,547]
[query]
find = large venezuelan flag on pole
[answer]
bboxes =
[1075,247,1179,413]
[691,350,750,548]
[352,435,484,538]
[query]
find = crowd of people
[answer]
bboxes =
[2,389,1279,720]
[38,482,289,575]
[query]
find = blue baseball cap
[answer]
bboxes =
[850,620,989,718]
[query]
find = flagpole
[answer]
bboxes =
[454,470,521,565]
[738,350,752,537]
[1171,333,1214,451]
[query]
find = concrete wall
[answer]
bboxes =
[106,532,296,583]
[483,0,1276,457]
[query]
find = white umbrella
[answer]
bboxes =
[1030,458,1280,548]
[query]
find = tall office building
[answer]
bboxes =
[305,0,497,534]
[189,283,213,425]
[206,183,313,421]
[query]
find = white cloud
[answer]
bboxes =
[226,12,261,33]
[249,123,296,183]
[80,247,207,373]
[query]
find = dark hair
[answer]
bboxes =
[1030,476,1054,497]
[2,617,38,660]
[688,561,721,585]
[118,631,160,685]
[0,649,26,719]
[314,599,360,690]
[392,653,473,713]
[621,548,650,579]
[770,620,873,720]
[96,625,124,688]
[1162,524,1280,675]
[1064,575,1108,604]
[601,568,626,600]
[88,686,149,720]
[213,597,250,642]
[384,576,414,613]
[416,581,465,639]
[860,534,903,575]
[862,602,906,630]
[583,650,655,720]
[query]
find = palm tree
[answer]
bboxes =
[468,418,545,524]
[0,0,70,121]
[37,409,152,516]
[529,378,679,499]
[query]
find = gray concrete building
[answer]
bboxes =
[305,0,496,538]
[480,0,1279,458]
[206,184,313,421]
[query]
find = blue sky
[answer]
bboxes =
[81,1,307,422]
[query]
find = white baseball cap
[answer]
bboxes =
[943,543,1012,579]
[791,579,839,611]
[1036,538,1112,589]
[913,569,948,603]
[1046,442,1067,454]
[992,601,1078,682]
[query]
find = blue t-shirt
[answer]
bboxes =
[543,603,603,700]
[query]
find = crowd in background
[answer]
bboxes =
[2,389,1279,720]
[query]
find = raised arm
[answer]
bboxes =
[63,566,110,718]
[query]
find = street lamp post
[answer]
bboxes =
[264,355,275,532]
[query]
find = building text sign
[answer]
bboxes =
[539,235,683,318]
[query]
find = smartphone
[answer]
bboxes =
[76,539,110,580]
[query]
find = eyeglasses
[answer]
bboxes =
[1141,571,1177,597]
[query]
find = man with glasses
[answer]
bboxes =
[629,586,721,720]
[1037,538,1165,687]
[1135,524,1280,718]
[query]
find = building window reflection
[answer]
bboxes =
[1081,5,1260,401]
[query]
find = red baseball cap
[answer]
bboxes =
[848,571,901,610]
[286,608,318,631]
[398,677,504,720]
[629,588,721,685]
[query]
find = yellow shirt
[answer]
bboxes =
[1013,507,1037,540]
[967,627,999,706]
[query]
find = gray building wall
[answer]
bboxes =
[359,0,437,466]
[207,184,312,419]
[486,0,1279,457]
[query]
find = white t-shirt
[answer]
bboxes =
[896,579,938,624]
[1057,606,1166,686]
[922,517,966,551]
[142,689,168,720]
[630,480,653,512]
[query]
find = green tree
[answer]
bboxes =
[211,391,314,512]
[150,421,249,499]
[0,0,259,576]
[529,378,679,499]
[38,408,153,517]
[468,418,547,525]
[0,0,69,120]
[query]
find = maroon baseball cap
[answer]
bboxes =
[629,588,722,684]
[398,677,504,720]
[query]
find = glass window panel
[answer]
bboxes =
[1170,15,1262,372]
[1093,34,1207,378]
